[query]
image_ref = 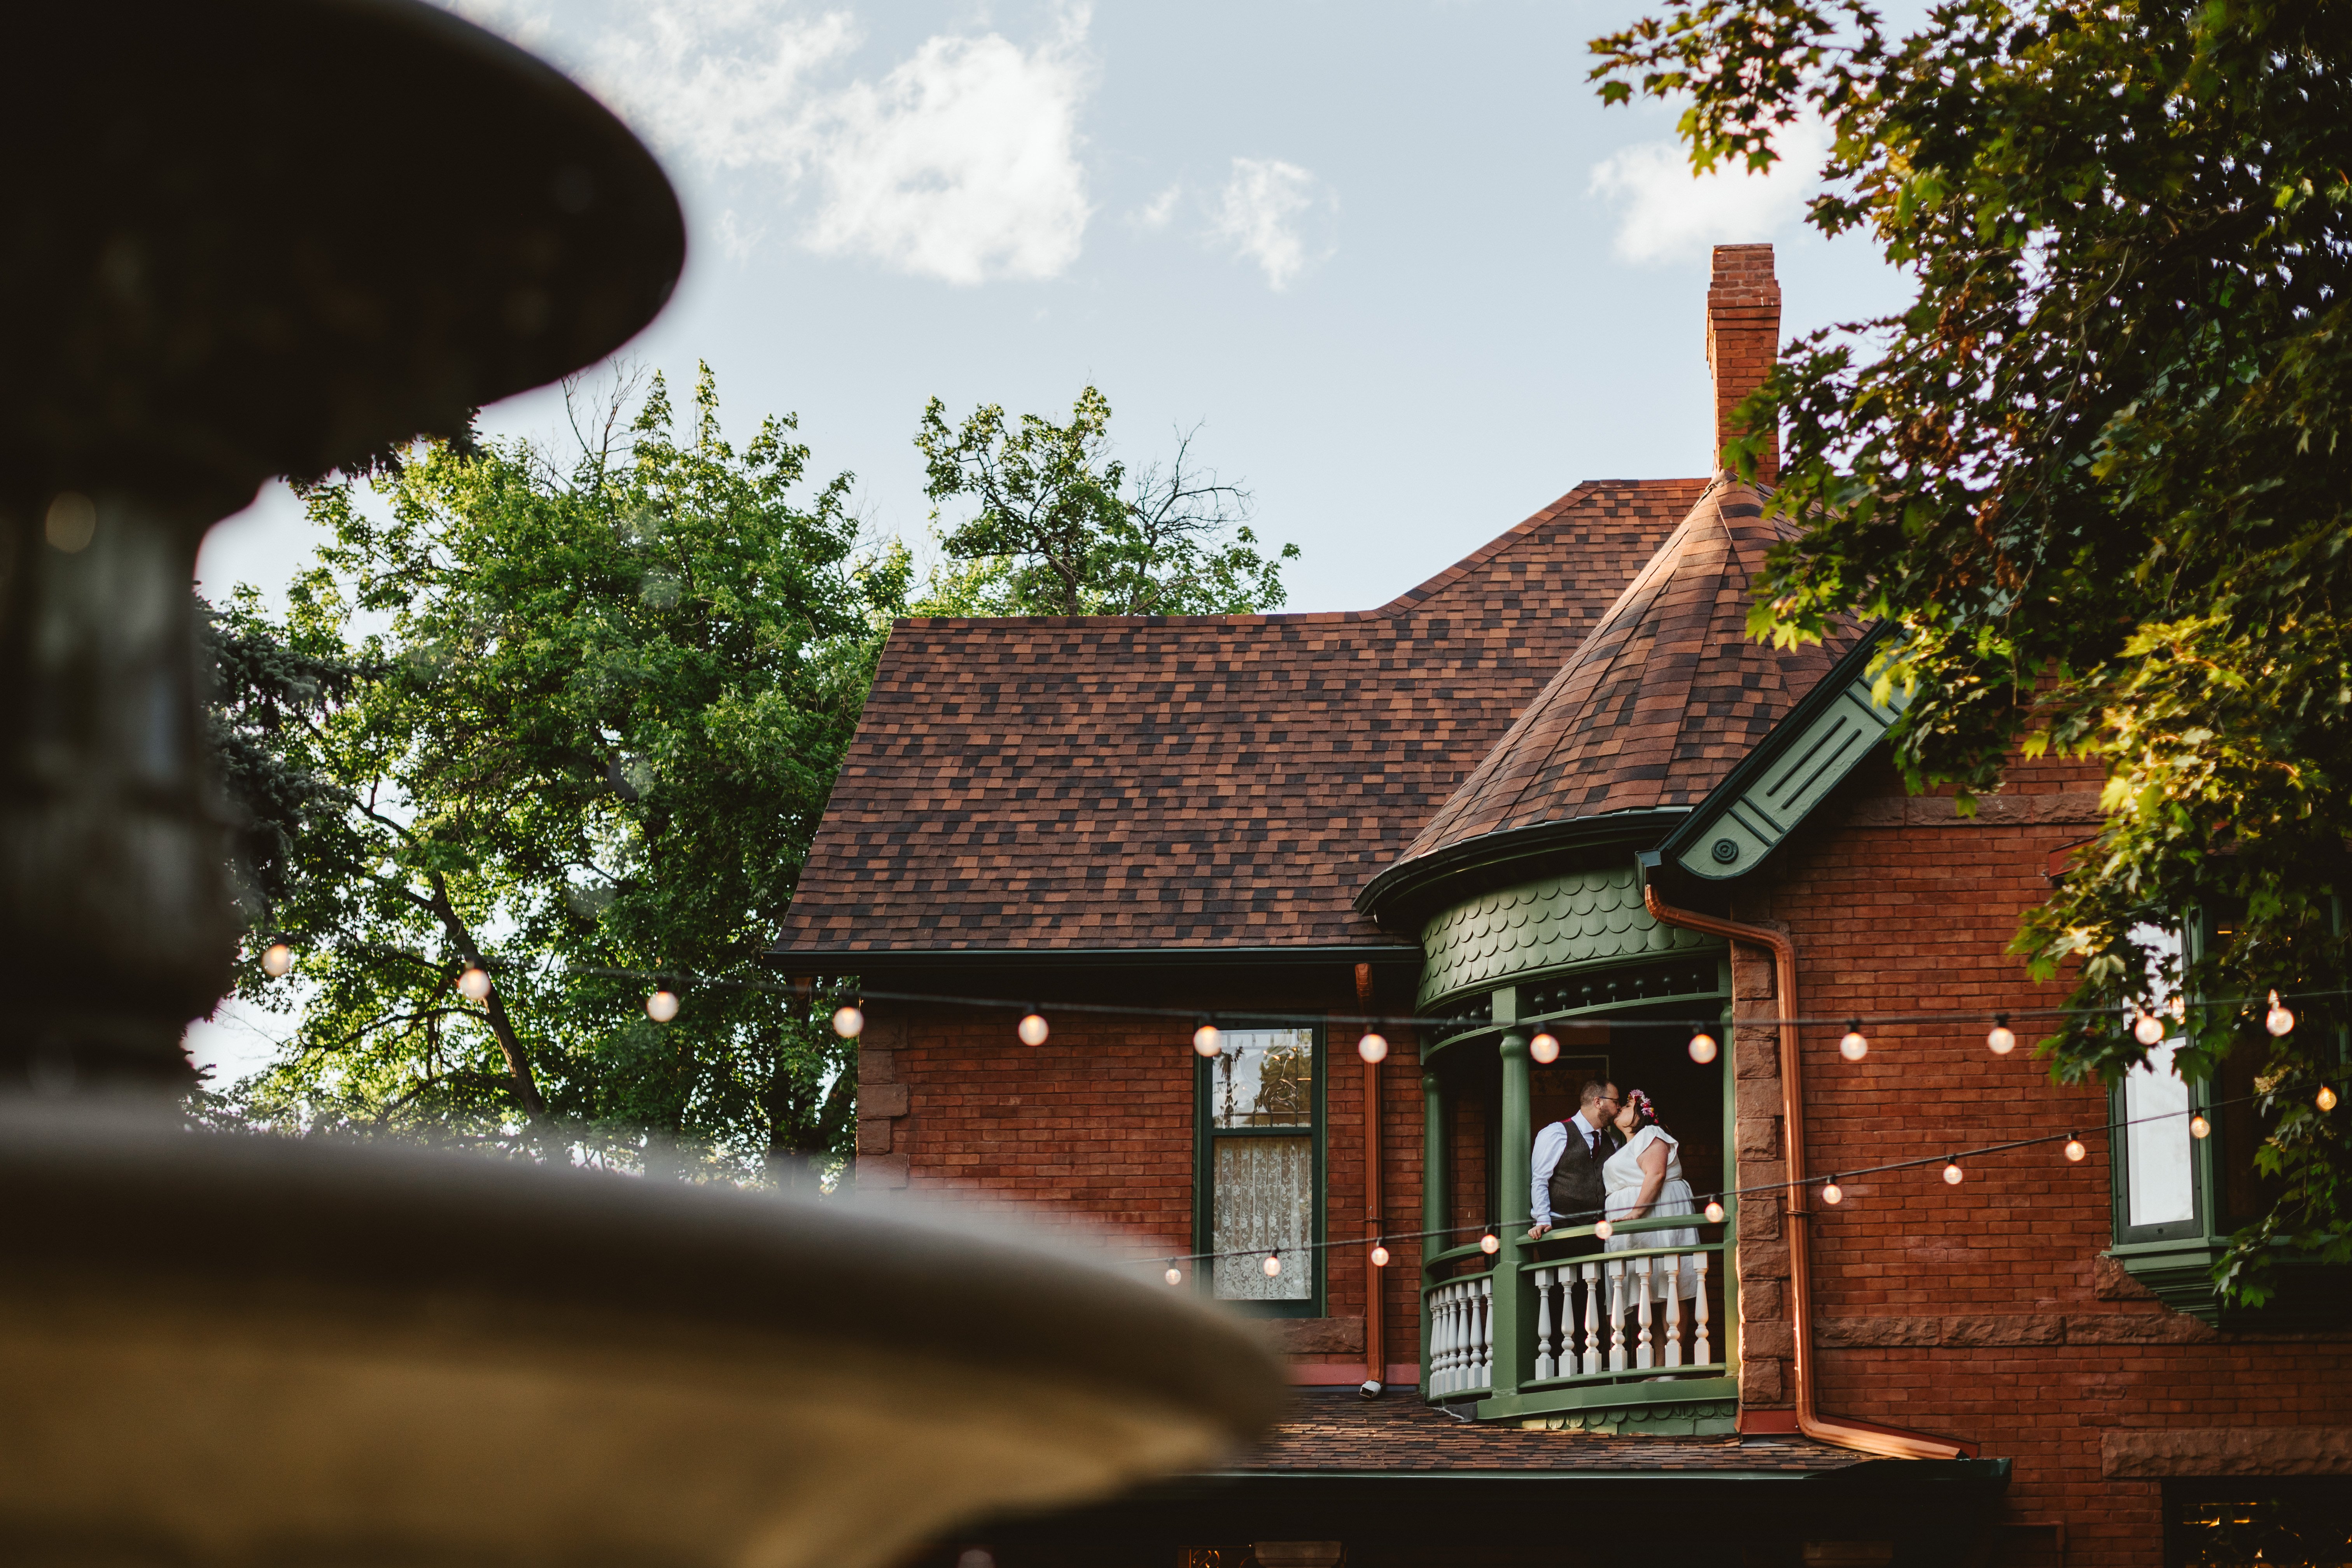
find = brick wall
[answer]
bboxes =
[854,980,1429,1379]
[1726,753,2352,1567]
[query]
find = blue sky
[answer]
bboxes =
[195,0,1917,620]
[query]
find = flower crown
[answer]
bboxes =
[1626,1088,1666,1132]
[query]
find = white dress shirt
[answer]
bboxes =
[1530,1109,1609,1227]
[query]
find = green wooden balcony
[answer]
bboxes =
[1421,1214,1736,1432]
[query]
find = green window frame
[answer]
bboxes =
[1192,1022,1325,1318]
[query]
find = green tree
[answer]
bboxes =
[1592,0,2352,1294]
[915,385,1299,616]
[212,364,905,1179]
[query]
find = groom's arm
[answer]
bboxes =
[1528,1121,1568,1235]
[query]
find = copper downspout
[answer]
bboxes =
[1356,962,1386,1397]
[1643,884,1964,1461]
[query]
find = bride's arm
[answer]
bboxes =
[1624,1138,1668,1220]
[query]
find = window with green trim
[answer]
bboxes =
[2117,922,2201,1244]
[1194,1026,1322,1313]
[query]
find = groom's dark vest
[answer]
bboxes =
[1547,1118,1611,1225]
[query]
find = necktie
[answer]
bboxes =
[1586,1127,1603,1164]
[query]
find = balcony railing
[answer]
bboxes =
[1423,1213,1734,1428]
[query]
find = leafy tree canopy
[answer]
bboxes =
[915,385,1299,616]
[208,365,904,1179]
[1592,0,2352,1294]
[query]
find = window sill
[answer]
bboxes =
[2105,1242,2352,1332]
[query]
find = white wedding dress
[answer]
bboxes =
[1601,1124,1701,1300]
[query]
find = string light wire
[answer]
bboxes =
[1130,1069,2334,1276]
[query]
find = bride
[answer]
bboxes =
[1602,1089,1701,1300]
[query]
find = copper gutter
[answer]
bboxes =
[1356,962,1386,1397]
[1643,885,1964,1461]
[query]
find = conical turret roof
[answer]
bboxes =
[1384,478,1863,873]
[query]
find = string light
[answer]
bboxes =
[1358,1031,1389,1064]
[1262,1251,1283,1278]
[1165,1264,1183,1286]
[1839,1021,1869,1061]
[2320,1085,2339,1113]
[1530,1029,1560,1064]
[1192,1018,1221,1057]
[1115,1069,2332,1278]
[1820,1178,1843,1206]
[1370,1243,1390,1267]
[1017,1011,1050,1046]
[646,989,679,1023]
[2190,1112,2211,1139]
[832,1003,864,1039]
[261,941,293,978]
[457,965,491,1001]
[2168,994,2187,1023]
[2266,990,2295,1037]
[1688,1030,1718,1065]
[2132,1008,2165,1047]
[1987,1015,2016,1055]
[1479,1231,1500,1255]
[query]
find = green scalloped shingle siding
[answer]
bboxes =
[1416,862,1718,1011]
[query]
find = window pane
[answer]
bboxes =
[1212,1135,1312,1300]
[2126,1037,2196,1227]
[1208,1029,1314,1128]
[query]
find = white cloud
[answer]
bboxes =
[1211,158,1332,290]
[799,17,1094,285]
[1133,182,1181,231]
[715,208,768,262]
[564,0,1095,285]
[1587,116,1832,265]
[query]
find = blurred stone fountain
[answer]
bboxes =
[0,5,1281,1562]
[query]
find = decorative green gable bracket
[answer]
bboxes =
[1660,624,1908,883]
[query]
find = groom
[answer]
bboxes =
[1527,1080,1621,1243]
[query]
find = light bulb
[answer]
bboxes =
[1192,1021,1221,1057]
[1593,1220,1613,1240]
[832,1004,864,1039]
[2168,994,2187,1022]
[1821,1180,1843,1206]
[1358,1031,1389,1064]
[1017,1012,1049,1046]
[1839,1022,1868,1061]
[1371,1244,1390,1268]
[1480,1232,1500,1255]
[1688,1031,1718,1065]
[1530,1029,1560,1064]
[1262,1253,1282,1278]
[2319,1085,2339,1113]
[1704,1200,1726,1224]
[1942,1159,1964,1185]
[1165,1266,1183,1286]
[1987,1018,2016,1055]
[2190,1113,2211,1139]
[2265,990,2295,1037]
[260,942,293,978]
[2133,1010,2165,1046]
[646,989,679,1023]
[457,965,490,1001]
[2064,1136,2086,1162]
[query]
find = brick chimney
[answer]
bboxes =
[1705,243,1782,483]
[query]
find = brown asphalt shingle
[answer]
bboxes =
[776,480,1704,955]
[1392,478,1864,868]
[1228,1390,1866,1473]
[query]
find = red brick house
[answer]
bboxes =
[774,246,2352,1568]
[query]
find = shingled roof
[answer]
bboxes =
[1380,478,1864,875]
[773,480,1703,958]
